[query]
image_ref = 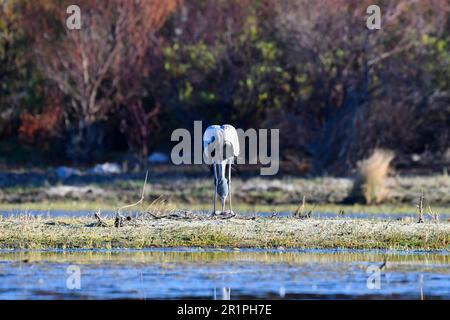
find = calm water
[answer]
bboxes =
[2,209,450,220]
[0,249,448,299]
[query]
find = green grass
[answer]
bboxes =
[0,215,448,250]
[0,200,121,212]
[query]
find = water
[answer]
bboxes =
[0,249,448,299]
[2,209,449,220]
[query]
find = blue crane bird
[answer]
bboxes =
[203,125,240,215]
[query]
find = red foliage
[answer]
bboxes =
[19,94,63,147]
[21,0,181,160]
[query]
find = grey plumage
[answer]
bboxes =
[203,124,240,215]
[216,178,229,199]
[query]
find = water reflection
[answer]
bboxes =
[213,287,231,300]
[0,249,448,299]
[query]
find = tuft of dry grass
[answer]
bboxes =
[428,205,440,224]
[355,149,395,204]
[142,196,177,219]
[294,195,315,219]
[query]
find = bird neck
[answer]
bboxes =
[217,161,227,181]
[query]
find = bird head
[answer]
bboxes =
[217,178,229,200]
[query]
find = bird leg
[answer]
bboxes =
[213,187,217,216]
[213,163,218,216]
[228,162,232,214]
[221,196,226,215]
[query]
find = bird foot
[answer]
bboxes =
[211,210,236,217]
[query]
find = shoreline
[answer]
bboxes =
[1,202,450,216]
[1,174,450,206]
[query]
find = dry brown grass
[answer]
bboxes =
[356,149,395,204]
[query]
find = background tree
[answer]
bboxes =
[156,0,295,146]
[271,0,450,174]
[0,0,28,139]
[23,0,180,163]
[0,0,448,174]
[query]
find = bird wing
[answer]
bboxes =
[203,125,224,162]
[221,124,240,157]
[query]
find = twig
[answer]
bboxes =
[94,210,108,227]
[115,170,148,227]
[417,191,424,224]
[118,170,148,214]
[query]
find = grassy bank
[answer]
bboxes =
[2,174,450,206]
[0,215,448,250]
